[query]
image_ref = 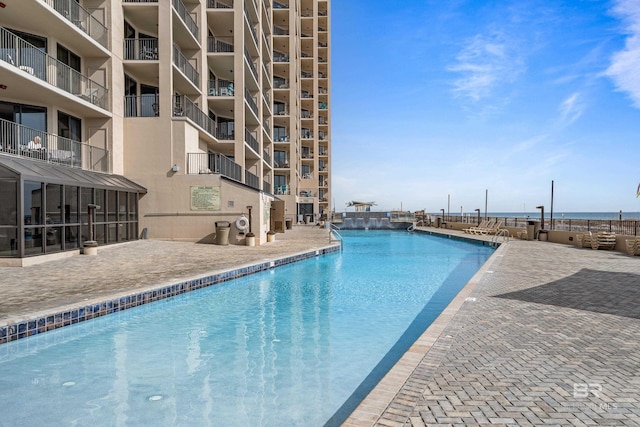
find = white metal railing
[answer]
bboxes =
[124,94,159,117]
[208,79,234,96]
[42,0,108,47]
[124,38,158,60]
[172,0,199,40]
[0,118,109,172]
[329,222,344,251]
[173,44,199,87]
[0,28,108,109]
[207,36,234,53]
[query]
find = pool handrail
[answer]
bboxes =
[328,222,344,251]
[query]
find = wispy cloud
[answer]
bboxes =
[448,32,524,101]
[558,92,585,125]
[605,0,640,108]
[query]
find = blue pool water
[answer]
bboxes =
[0,231,493,426]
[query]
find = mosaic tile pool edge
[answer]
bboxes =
[0,246,340,345]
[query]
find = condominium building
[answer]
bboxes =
[0,0,331,264]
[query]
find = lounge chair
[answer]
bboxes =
[475,219,504,235]
[594,231,616,250]
[576,232,597,249]
[625,237,640,256]
[463,220,489,234]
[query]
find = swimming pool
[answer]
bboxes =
[0,230,493,426]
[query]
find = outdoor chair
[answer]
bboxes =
[463,220,489,234]
[594,231,616,250]
[625,237,640,256]
[576,232,597,249]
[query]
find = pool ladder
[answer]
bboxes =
[491,228,510,245]
[328,222,344,251]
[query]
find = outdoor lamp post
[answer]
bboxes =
[246,206,253,235]
[440,208,445,224]
[474,208,481,225]
[536,205,545,230]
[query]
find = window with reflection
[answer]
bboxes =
[107,190,117,222]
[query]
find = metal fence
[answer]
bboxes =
[187,152,241,182]
[439,215,640,236]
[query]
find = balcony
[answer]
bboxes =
[208,79,234,96]
[207,36,234,53]
[0,118,109,172]
[244,48,259,81]
[124,95,159,117]
[172,0,199,40]
[173,95,217,139]
[274,185,290,195]
[217,122,234,140]
[273,26,289,36]
[274,52,290,63]
[207,0,234,7]
[244,129,259,153]
[124,38,158,60]
[245,89,259,117]
[187,152,241,182]
[301,70,313,78]
[173,45,199,88]
[273,1,289,9]
[245,170,259,189]
[43,0,108,47]
[0,28,108,110]
[263,149,272,165]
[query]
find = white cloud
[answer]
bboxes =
[448,32,524,101]
[605,0,640,108]
[558,92,585,125]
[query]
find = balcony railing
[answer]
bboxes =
[263,149,271,165]
[263,120,271,137]
[124,94,159,117]
[274,52,290,62]
[0,118,109,172]
[245,170,259,189]
[274,185,290,195]
[208,79,234,96]
[124,38,158,60]
[263,180,271,194]
[244,129,259,153]
[0,28,108,110]
[172,0,199,40]
[245,89,259,117]
[273,26,289,36]
[207,36,234,53]
[244,48,258,81]
[187,152,241,182]
[207,0,233,8]
[173,45,199,88]
[42,0,108,47]
[273,1,289,9]
[301,70,313,78]
[244,11,258,48]
[217,122,234,140]
[173,95,217,139]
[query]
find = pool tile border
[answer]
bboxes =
[0,245,340,345]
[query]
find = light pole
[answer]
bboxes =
[474,208,481,225]
[440,208,445,227]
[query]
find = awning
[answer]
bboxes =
[0,155,147,193]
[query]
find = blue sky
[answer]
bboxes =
[330,0,640,214]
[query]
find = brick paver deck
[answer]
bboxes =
[345,228,640,426]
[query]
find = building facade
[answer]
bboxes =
[0,0,331,262]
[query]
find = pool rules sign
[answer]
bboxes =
[190,186,221,211]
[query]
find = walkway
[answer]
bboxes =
[0,226,334,325]
[345,228,640,426]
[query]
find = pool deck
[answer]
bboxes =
[2,226,640,425]
[345,227,640,426]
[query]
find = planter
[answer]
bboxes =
[267,231,276,243]
[245,233,256,247]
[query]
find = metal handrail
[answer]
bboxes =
[42,0,108,47]
[329,222,344,251]
[173,45,199,88]
[172,0,199,40]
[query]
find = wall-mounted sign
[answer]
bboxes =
[190,186,221,211]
